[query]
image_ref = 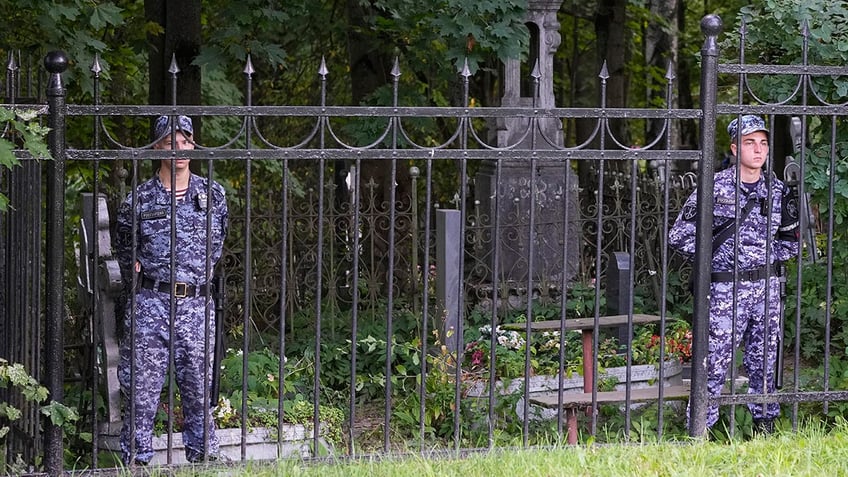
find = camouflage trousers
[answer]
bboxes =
[118,287,220,464]
[689,277,782,429]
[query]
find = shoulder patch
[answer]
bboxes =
[681,204,697,221]
[785,195,799,222]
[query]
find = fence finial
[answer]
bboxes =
[168,53,180,75]
[391,57,401,78]
[700,14,723,42]
[6,51,17,71]
[665,61,675,81]
[318,56,328,78]
[45,50,68,90]
[244,54,255,76]
[599,60,609,80]
[90,54,102,76]
[460,57,471,78]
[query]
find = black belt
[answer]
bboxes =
[711,264,780,283]
[140,276,210,298]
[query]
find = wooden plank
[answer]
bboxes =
[501,314,664,332]
[529,384,691,408]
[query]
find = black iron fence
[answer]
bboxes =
[2,13,848,474]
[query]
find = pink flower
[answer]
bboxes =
[472,349,484,366]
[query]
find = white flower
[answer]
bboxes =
[214,397,234,419]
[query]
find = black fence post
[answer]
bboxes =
[43,50,68,475]
[689,15,722,438]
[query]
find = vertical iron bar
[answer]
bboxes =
[277,54,291,457]
[348,153,362,455]
[522,61,542,446]
[90,53,103,468]
[277,142,290,456]
[418,155,433,451]
[128,147,140,464]
[656,62,677,439]
[348,153,361,455]
[43,49,68,476]
[165,55,181,465]
[591,62,610,438]
[822,117,837,416]
[488,154,503,446]
[383,58,401,453]
[315,58,329,454]
[689,14,722,438]
[556,155,573,438]
[240,60,255,460]
[452,60,471,452]
[623,155,639,441]
[791,23,811,429]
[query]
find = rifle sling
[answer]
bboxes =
[711,198,759,255]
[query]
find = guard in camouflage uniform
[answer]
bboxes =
[115,115,228,464]
[669,115,799,434]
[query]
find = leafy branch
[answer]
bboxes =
[0,358,79,473]
[0,107,52,212]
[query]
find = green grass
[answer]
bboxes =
[159,420,848,477]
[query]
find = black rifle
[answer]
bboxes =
[776,117,817,389]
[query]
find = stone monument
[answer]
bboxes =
[474,0,581,291]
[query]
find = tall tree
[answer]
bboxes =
[146,0,202,133]
[595,0,629,143]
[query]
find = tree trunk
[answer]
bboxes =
[645,0,678,144]
[595,0,628,145]
[146,0,202,140]
[676,0,698,169]
[345,0,412,295]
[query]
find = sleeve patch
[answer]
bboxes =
[681,204,697,221]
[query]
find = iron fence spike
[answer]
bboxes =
[244,55,255,76]
[168,54,180,75]
[460,58,471,78]
[318,56,328,77]
[90,54,102,75]
[599,60,609,80]
[391,57,401,78]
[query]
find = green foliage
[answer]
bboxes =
[729,0,848,368]
[0,107,52,211]
[0,358,79,473]
[429,0,528,73]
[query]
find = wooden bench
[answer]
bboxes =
[529,384,691,444]
[503,314,691,444]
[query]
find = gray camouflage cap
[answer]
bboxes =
[727,115,768,141]
[154,115,194,140]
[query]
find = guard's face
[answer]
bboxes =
[730,131,768,173]
[155,130,193,172]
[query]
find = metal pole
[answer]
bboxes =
[43,50,68,475]
[689,15,722,438]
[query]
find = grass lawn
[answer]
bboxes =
[161,419,848,477]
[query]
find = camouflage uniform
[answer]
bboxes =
[115,172,228,464]
[669,163,799,429]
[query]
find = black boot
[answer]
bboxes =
[752,418,775,436]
